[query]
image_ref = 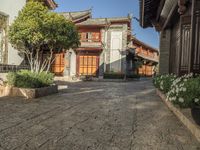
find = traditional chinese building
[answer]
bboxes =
[54,10,132,78]
[0,0,57,66]
[127,37,159,76]
[139,0,200,75]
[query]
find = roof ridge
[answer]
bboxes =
[58,9,92,14]
[91,16,130,19]
[132,36,159,52]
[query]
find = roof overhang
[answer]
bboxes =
[44,0,57,10]
[139,0,160,28]
[132,37,159,53]
[139,0,188,31]
[136,54,159,63]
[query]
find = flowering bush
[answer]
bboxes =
[153,74,176,94]
[166,74,200,108]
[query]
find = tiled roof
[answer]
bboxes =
[132,37,159,53]
[59,9,92,21]
[76,17,131,26]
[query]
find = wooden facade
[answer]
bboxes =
[75,26,103,77]
[55,10,131,77]
[129,37,159,76]
[140,0,200,75]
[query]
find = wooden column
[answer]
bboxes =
[190,0,200,73]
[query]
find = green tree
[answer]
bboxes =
[9,1,80,73]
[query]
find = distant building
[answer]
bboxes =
[139,0,200,75]
[53,10,132,77]
[127,37,159,76]
[0,0,57,65]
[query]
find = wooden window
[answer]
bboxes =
[80,32,100,42]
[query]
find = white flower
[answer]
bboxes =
[194,98,199,103]
[172,97,176,101]
[178,97,184,103]
[182,88,187,92]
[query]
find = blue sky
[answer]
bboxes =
[54,0,159,49]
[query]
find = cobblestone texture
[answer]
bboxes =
[0,80,200,150]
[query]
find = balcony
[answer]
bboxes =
[136,48,159,63]
[80,41,103,48]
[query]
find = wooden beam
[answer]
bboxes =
[162,3,177,30]
[156,0,165,21]
[189,0,196,73]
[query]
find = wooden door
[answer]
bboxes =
[51,53,66,75]
[78,55,99,76]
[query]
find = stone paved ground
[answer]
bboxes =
[0,79,200,150]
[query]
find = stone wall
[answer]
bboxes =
[0,73,7,82]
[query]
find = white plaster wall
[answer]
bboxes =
[110,31,123,72]
[69,49,76,76]
[0,0,26,65]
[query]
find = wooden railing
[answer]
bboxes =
[136,48,159,62]
[0,64,30,73]
[80,42,103,48]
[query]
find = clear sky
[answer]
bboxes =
[54,0,159,49]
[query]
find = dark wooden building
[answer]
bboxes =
[139,0,200,75]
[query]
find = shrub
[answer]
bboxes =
[166,74,200,108]
[126,74,141,79]
[153,74,176,93]
[104,72,125,79]
[6,70,54,88]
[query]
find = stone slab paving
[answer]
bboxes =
[0,80,200,150]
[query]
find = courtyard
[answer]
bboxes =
[0,80,200,150]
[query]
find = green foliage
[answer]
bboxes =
[9,1,79,51]
[135,60,143,69]
[104,72,125,79]
[9,1,49,50]
[166,74,200,108]
[7,70,54,88]
[154,73,200,108]
[153,74,176,94]
[126,74,141,79]
[9,1,80,72]
[43,12,80,50]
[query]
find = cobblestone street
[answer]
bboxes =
[0,80,200,150]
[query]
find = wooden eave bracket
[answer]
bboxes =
[178,0,187,15]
